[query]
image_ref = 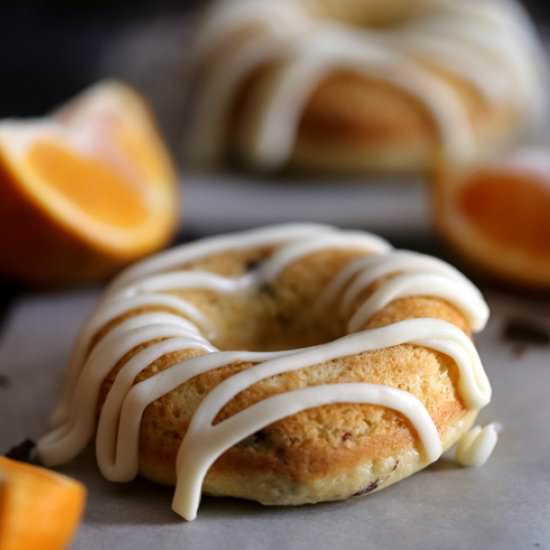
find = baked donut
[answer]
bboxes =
[37,224,495,521]
[188,0,545,174]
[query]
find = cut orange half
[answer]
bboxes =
[432,149,550,289]
[0,457,86,550]
[0,80,179,286]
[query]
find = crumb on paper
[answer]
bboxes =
[0,374,11,389]
[501,317,550,357]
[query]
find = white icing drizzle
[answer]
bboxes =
[40,321,214,465]
[316,249,489,332]
[321,250,481,310]
[118,271,256,298]
[192,0,309,62]
[259,230,390,281]
[238,28,475,167]
[37,224,492,521]
[48,293,213,429]
[107,223,340,292]
[347,272,487,333]
[48,224,348,430]
[190,35,288,166]
[175,383,439,521]
[456,423,499,467]
[189,0,546,168]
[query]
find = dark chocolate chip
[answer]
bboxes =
[237,429,270,448]
[275,445,289,464]
[275,312,291,326]
[0,374,11,389]
[245,259,261,272]
[259,282,276,297]
[512,344,528,359]
[251,430,268,444]
[342,432,352,442]
[5,438,36,463]
[502,318,550,357]
[352,479,379,497]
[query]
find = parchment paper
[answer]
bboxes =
[1,282,549,550]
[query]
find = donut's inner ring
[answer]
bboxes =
[166,247,360,352]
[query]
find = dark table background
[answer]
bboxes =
[0,0,548,118]
[1,0,549,291]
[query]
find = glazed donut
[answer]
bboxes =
[37,224,494,521]
[188,0,545,174]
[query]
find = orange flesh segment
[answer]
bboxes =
[457,170,550,256]
[0,457,85,550]
[26,139,149,228]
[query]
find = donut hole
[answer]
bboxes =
[171,248,369,352]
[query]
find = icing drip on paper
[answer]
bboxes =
[456,423,499,467]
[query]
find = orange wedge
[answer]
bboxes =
[0,80,179,286]
[0,457,86,550]
[432,149,550,289]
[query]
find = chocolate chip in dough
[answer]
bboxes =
[352,479,379,497]
[245,259,262,273]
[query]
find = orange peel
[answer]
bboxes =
[433,149,550,289]
[0,80,178,286]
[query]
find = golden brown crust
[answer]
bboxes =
[229,67,520,175]
[215,4,524,176]
[296,70,518,173]
[91,245,480,505]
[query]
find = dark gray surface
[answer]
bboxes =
[1,288,549,550]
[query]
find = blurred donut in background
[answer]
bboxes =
[0,81,178,287]
[187,0,547,175]
[432,148,550,290]
[300,0,442,26]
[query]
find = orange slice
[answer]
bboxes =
[0,80,179,286]
[0,457,86,550]
[432,149,550,289]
